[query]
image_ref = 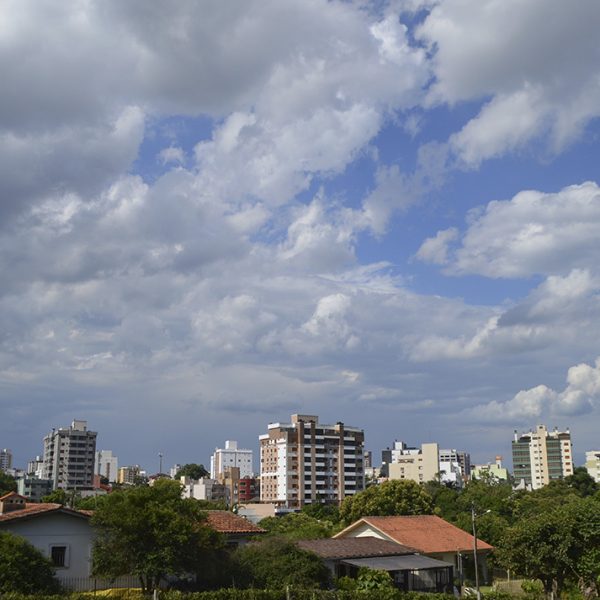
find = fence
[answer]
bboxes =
[60,575,141,592]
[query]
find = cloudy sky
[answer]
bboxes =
[2,0,600,472]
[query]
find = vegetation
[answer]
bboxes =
[234,537,331,589]
[340,479,434,524]
[91,478,222,592]
[0,531,60,594]
[0,470,17,496]
[175,464,210,480]
[259,512,338,540]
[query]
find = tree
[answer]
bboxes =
[340,479,434,524]
[497,496,600,599]
[565,467,598,498]
[235,537,331,589]
[91,478,222,592]
[0,471,17,496]
[259,512,338,540]
[0,531,60,594]
[175,464,209,480]
[41,488,68,505]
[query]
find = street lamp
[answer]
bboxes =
[471,504,491,600]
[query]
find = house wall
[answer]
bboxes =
[0,512,93,581]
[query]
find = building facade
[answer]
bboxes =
[0,449,12,471]
[386,442,440,484]
[585,450,600,483]
[95,450,118,483]
[259,414,365,507]
[471,456,509,482]
[42,420,97,491]
[117,465,142,485]
[210,440,253,479]
[512,425,573,490]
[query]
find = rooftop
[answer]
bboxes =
[205,510,265,534]
[297,537,417,559]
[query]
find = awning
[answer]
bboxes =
[341,554,453,572]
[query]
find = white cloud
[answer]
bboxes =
[425,181,600,278]
[418,0,600,162]
[415,227,458,265]
[471,357,600,421]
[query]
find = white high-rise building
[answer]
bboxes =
[0,449,12,471]
[210,440,253,479]
[259,414,365,508]
[42,420,97,490]
[95,450,119,482]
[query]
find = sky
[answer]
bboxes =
[2,0,600,473]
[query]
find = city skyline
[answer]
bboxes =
[2,1,600,467]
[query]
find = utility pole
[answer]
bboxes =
[158,452,163,475]
[471,504,490,600]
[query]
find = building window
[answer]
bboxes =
[50,545,69,568]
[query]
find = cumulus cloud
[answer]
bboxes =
[470,358,600,421]
[417,0,600,163]
[415,227,458,265]
[420,181,600,278]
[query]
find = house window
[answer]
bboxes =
[50,545,68,568]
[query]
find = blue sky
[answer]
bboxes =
[1,0,600,474]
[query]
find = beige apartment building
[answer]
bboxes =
[259,414,365,508]
[585,450,600,483]
[512,425,573,490]
[387,442,440,484]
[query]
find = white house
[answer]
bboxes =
[0,492,94,585]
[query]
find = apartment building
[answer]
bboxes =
[210,440,253,479]
[95,450,119,483]
[259,414,365,508]
[0,449,12,471]
[512,425,573,490]
[585,450,600,483]
[385,441,440,484]
[42,420,97,491]
[471,456,509,482]
[117,465,142,485]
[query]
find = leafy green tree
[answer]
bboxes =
[234,537,331,589]
[194,499,228,511]
[175,464,209,480]
[91,478,222,592]
[355,567,395,591]
[259,512,338,540]
[340,479,434,524]
[497,496,600,598]
[565,467,598,498]
[0,531,60,594]
[0,471,17,496]
[301,502,341,523]
[41,488,67,504]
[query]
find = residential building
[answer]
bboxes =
[471,456,509,482]
[95,450,118,483]
[27,455,44,478]
[439,448,471,481]
[512,425,573,490]
[42,420,97,491]
[180,477,227,503]
[17,476,53,502]
[385,441,439,484]
[0,448,12,471]
[584,450,600,483]
[298,537,454,593]
[259,414,365,507]
[205,510,265,547]
[334,514,493,584]
[117,465,142,485]
[210,440,253,479]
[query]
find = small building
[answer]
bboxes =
[297,537,453,593]
[17,476,54,502]
[205,510,265,546]
[334,514,493,583]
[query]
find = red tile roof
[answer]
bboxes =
[0,492,28,502]
[205,510,265,534]
[297,537,417,559]
[335,515,493,554]
[0,503,90,523]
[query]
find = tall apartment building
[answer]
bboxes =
[0,449,12,471]
[259,414,365,508]
[512,425,573,490]
[42,420,97,490]
[95,450,119,482]
[27,455,44,478]
[585,450,600,483]
[210,440,253,479]
[117,465,142,485]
